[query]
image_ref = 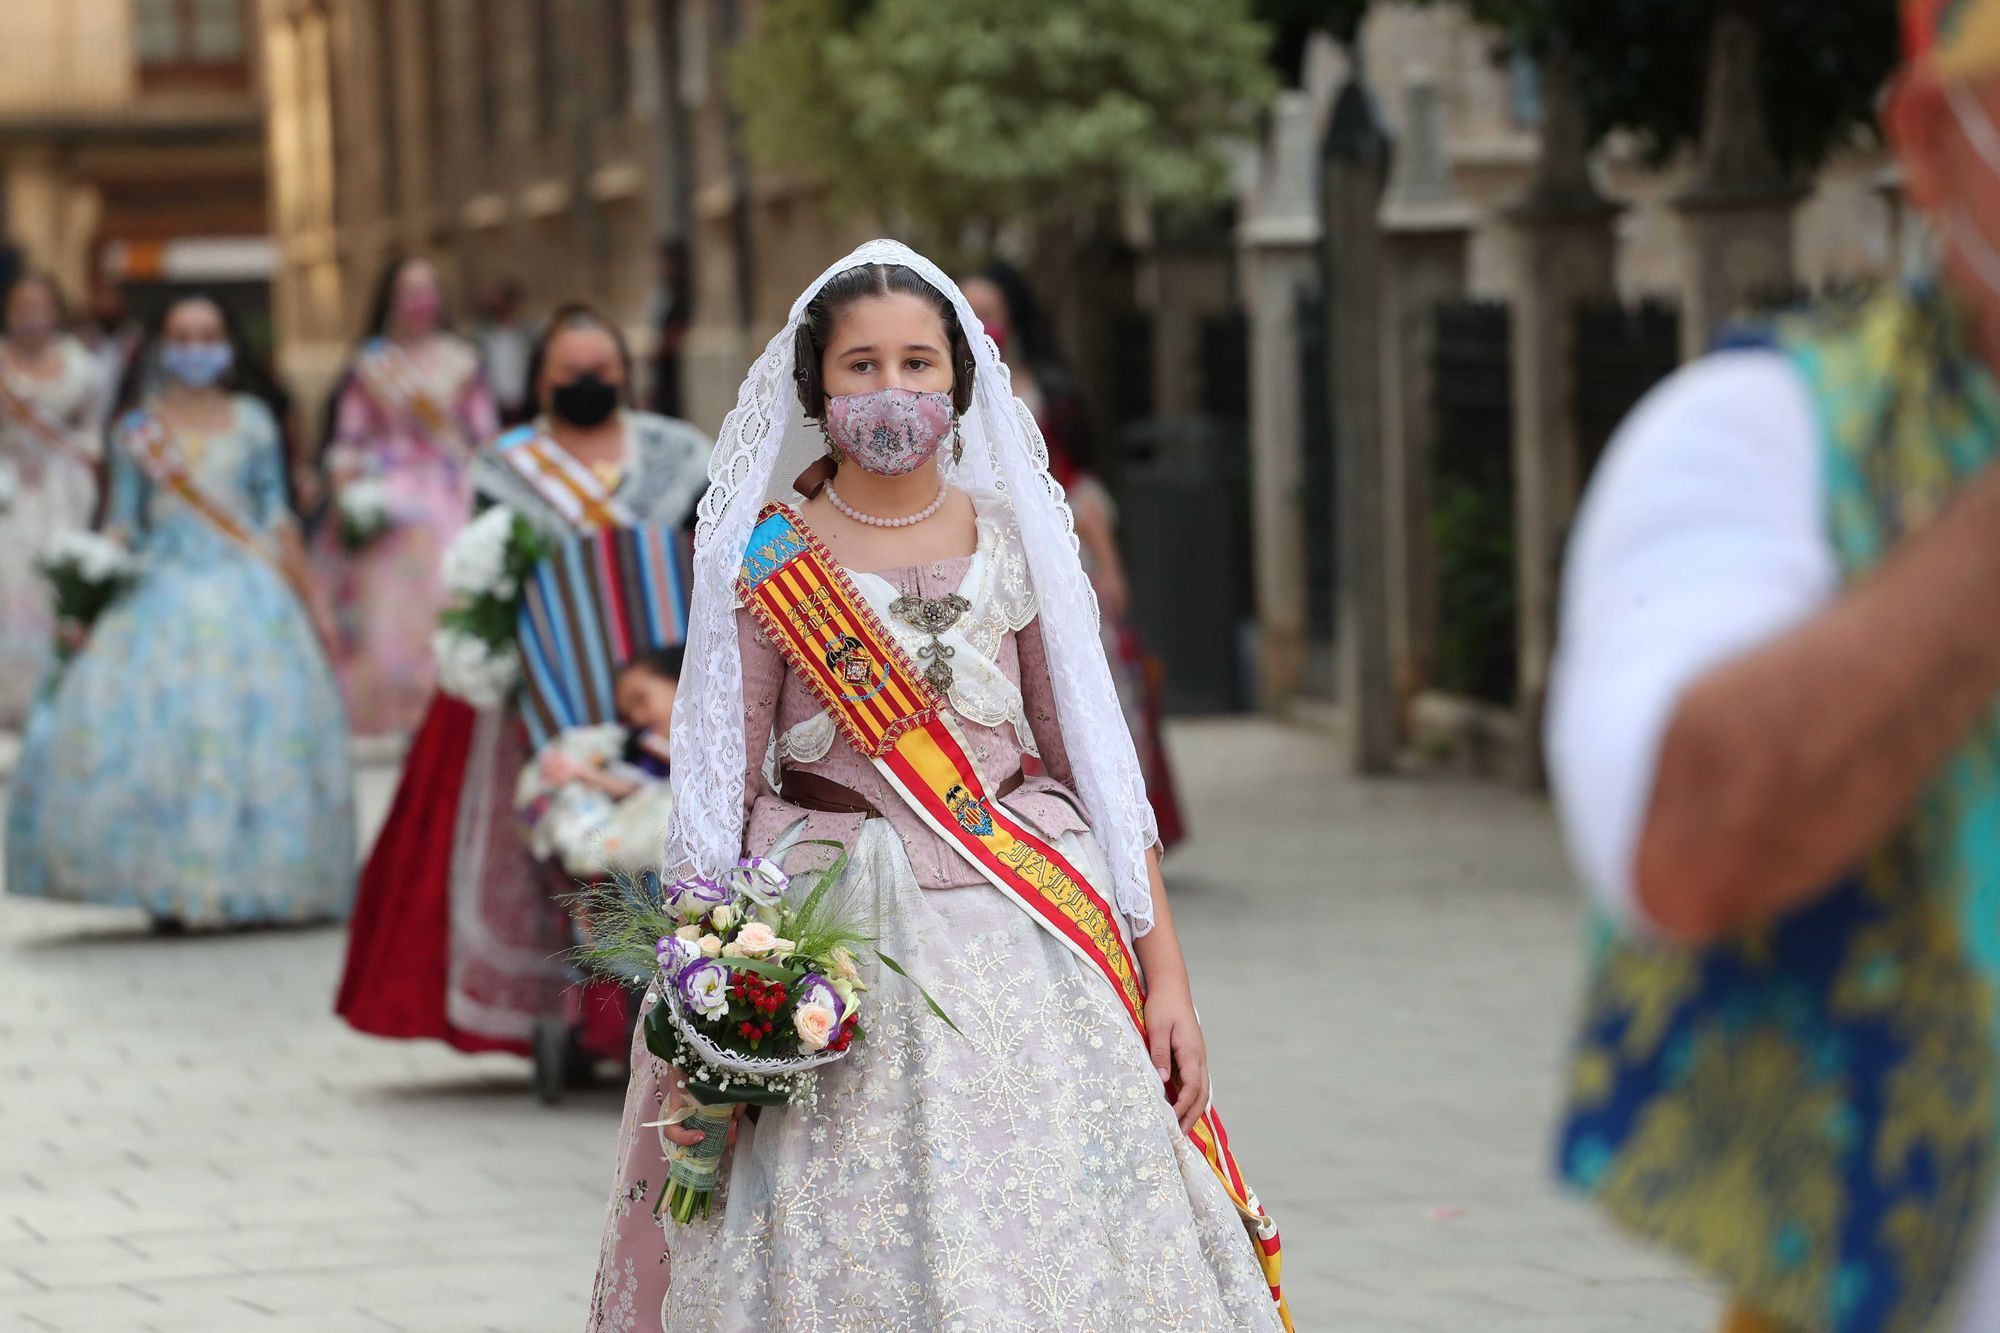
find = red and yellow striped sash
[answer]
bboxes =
[737,502,1291,1327]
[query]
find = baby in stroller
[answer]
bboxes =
[516,645,681,880]
[515,645,682,1100]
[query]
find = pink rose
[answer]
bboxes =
[793,1000,839,1053]
[724,921,795,959]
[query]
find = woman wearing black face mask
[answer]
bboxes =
[336,303,710,1072]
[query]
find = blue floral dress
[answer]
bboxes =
[5,396,356,925]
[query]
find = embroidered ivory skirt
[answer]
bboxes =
[586,817,1281,1332]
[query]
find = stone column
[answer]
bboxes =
[1321,67,1397,775]
[1673,8,1805,358]
[1378,72,1474,718]
[1506,45,1620,784]
[1239,91,1322,711]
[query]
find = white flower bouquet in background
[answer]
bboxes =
[36,530,141,663]
[431,506,547,709]
[335,476,394,551]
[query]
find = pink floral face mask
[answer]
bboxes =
[823,387,955,476]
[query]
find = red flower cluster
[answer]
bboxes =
[827,1012,860,1054]
[730,972,789,1045]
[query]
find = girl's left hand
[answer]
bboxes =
[1145,988,1209,1134]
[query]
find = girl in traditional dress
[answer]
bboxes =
[586,243,1285,1332]
[0,273,111,726]
[962,260,1187,848]
[316,256,499,735]
[336,305,709,1058]
[4,295,353,927]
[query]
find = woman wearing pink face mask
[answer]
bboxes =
[0,272,112,727]
[314,256,499,735]
[585,245,1290,1332]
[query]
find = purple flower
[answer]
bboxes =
[677,958,732,1020]
[670,875,733,908]
[727,856,789,906]
[798,973,843,1022]
[656,934,695,977]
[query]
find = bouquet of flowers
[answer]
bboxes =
[36,530,140,663]
[432,505,547,709]
[577,851,955,1224]
[335,476,394,551]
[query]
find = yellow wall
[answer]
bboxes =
[0,0,136,115]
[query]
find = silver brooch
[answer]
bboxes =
[890,592,971,695]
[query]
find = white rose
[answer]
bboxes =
[340,478,391,523]
[432,630,519,709]
[710,905,734,932]
[441,506,515,597]
[828,946,860,982]
[675,924,701,942]
[697,934,722,958]
[793,1000,839,1053]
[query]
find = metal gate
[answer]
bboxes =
[1429,299,1515,706]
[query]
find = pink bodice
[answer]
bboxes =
[738,552,1090,889]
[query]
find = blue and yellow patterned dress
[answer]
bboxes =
[1558,289,2000,1332]
[5,395,356,926]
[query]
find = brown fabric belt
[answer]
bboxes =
[780,768,1024,819]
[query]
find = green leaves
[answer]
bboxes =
[873,950,963,1036]
[1427,0,1897,175]
[731,0,1276,248]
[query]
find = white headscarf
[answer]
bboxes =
[665,239,1162,931]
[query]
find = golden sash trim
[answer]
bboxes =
[0,370,94,470]
[356,344,473,458]
[124,414,314,607]
[736,502,1291,1327]
[500,434,635,533]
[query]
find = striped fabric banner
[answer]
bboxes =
[516,523,695,748]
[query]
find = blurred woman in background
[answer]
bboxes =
[316,255,498,736]
[962,260,1186,848]
[337,304,707,1060]
[5,294,353,928]
[0,272,111,727]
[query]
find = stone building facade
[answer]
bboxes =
[255,0,867,438]
[1360,5,1904,304]
[0,0,269,318]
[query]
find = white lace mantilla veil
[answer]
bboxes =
[665,238,1163,932]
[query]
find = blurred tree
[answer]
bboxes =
[731,0,1276,252]
[1438,0,1899,174]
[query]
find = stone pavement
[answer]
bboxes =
[0,718,1718,1331]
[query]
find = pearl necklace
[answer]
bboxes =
[825,480,948,528]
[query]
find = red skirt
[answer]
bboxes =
[334,695,531,1055]
[336,695,635,1061]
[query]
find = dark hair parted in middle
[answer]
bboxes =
[528,302,637,410]
[792,264,975,419]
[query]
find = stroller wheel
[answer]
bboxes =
[532,1017,569,1105]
